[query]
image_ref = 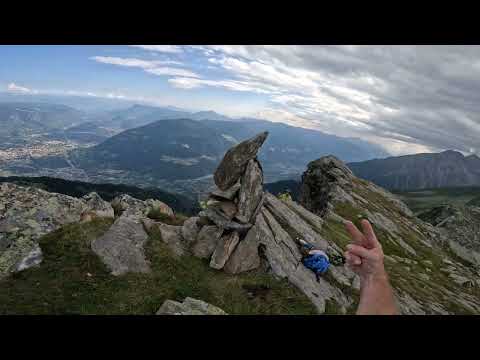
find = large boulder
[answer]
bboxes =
[181,217,201,244]
[237,159,264,223]
[214,131,268,190]
[91,215,150,276]
[0,183,95,278]
[156,297,227,315]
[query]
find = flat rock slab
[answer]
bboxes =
[237,159,264,223]
[157,297,228,315]
[192,225,223,259]
[199,208,252,234]
[224,224,261,274]
[264,193,329,251]
[91,215,150,276]
[214,131,268,190]
[210,182,241,201]
[210,231,240,269]
[258,209,350,314]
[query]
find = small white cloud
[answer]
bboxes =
[145,67,199,78]
[130,45,183,53]
[7,82,33,93]
[92,56,159,69]
[106,93,126,99]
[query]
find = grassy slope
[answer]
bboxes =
[393,187,480,214]
[317,180,480,314]
[0,218,316,315]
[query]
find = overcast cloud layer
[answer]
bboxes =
[169,45,480,156]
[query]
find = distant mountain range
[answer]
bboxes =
[0,100,390,194]
[0,102,86,147]
[59,116,389,183]
[348,150,480,190]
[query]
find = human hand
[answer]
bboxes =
[343,219,386,282]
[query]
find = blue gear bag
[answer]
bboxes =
[302,253,330,275]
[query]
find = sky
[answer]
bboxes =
[1,45,480,156]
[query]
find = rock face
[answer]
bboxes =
[419,205,480,266]
[156,297,227,315]
[0,183,112,278]
[214,131,268,190]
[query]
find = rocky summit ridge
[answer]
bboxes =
[2,131,480,314]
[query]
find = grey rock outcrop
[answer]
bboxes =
[156,297,227,315]
[158,224,186,257]
[111,194,147,217]
[0,183,110,278]
[82,192,115,219]
[91,215,150,276]
[214,131,268,190]
[181,217,201,244]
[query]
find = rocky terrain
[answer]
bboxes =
[348,150,480,190]
[418,204,480,267]
[2,131,480,314]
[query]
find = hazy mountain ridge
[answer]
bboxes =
[348,150,480,191]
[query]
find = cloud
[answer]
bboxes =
[91,56,198,78]
[130,45,183,53]
[91,56,182,68]
[7,82,36,94]
[145,67,199,78]
[168,77,275,94]
[172,45,480,156]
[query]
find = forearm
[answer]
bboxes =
[357,271,398,315]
